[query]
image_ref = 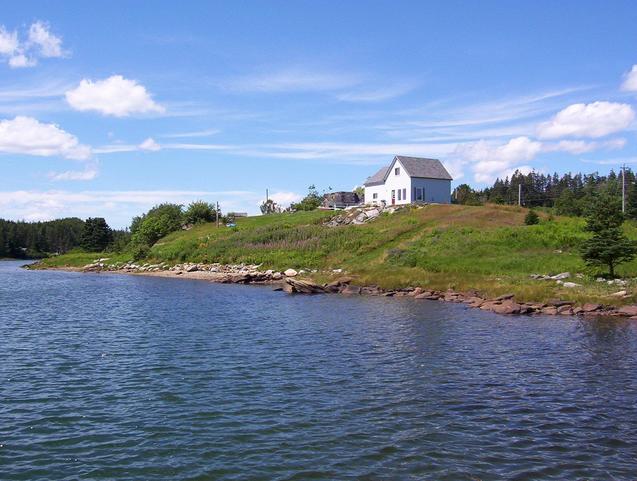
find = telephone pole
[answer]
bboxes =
[518,183,522,206]
[216,201,220,228]
[622,164,626,214]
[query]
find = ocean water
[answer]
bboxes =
[1,260,636,480]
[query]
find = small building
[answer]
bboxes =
[322,191,361,209]
[364,155,452,206]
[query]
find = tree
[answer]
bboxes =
[260,199,279,214]
[130,203,184,247]
[453,184,482,205]
[292,185,323,211]
[580,192,637,277]
[626,183,637,220]
[80,218,113,252]
[184,201,216,225]
[524,209,539,225]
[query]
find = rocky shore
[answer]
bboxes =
[64,260,637,320]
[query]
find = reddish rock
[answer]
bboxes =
[541,306,558,315]
[557,305,573,315]
[547,299,574,307]
[582,303,602,312]
[493,301,522,315]
[408,287,424,297]
[617,305,637,317]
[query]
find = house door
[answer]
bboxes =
[391,190,395,205]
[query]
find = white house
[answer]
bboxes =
[364,156,453,206]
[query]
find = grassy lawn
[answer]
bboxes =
[35,204,637,305]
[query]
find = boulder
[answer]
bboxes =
[284,269,298,277]
[541,306,558,315]
[185,265,198,272]
[557,305,573,315]
[340,285,362,295]
[551,272,571,280]
[562,282,581,288]
[609,290,628,298]
[285,278,327,294]
[582,303,602,312]
[272,272,283,280]
[492,301,522,315]
[547,299,573,307]
[617,305,637,317]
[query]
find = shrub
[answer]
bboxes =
[130,203,184,247]
[524,209,540,225]
[184,201,217,225]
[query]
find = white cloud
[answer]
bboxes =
[65,75,165,117]
[48,162,99,181]
[0,21,65,68]
[266,191,302,206]
[163,128,220,138]
[0,116,91,160]
[228,68,360,92]
[454,136,542,183]
[8,54,36,68]
[0,190,257,227]
[27,21,63,58]
[139,137,161,151]
[545,138,626,154]
[0,26,19,55]
[621,65,637,92]
[537,101,635,139]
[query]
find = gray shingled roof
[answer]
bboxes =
[364,156,452,186]
[395,156,453,180]
[364,165,390,186]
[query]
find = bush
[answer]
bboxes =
[524,209,540,225]
[184,201,217,225]
[130,203,184,247]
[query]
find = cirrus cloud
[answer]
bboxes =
[65,75,165,117]
[537,101,635,139]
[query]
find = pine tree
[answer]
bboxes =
[626,183,637,220]
[524,209,539,225]
[580,192,637,277]
[80,218,113,252]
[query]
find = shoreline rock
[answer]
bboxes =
[36,260,637,320]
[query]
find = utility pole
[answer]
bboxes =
[216,201,220,228]
[266,188,269,203]
[518,183,522,206]
[622,164,626,214]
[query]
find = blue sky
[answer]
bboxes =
[2,0,637,227]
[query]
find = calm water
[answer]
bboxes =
[1,260,637,480]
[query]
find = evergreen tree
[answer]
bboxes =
[626,182,637,220]
[580,193,637,277]
[80,218,113,252]
[524,209,539,225]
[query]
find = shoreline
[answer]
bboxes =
[29,261,637,320]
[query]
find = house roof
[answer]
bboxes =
[364,166,390,186]
[364,156,452,186]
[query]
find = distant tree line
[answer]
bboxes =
[453,168,637,218]
[0,217,86,258]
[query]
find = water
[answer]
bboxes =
[1,260,637,480]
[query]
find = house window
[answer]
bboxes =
[372,193,378,199]
[398,189,402,201]
[402,188,407,201]
[415,188,423,201]
[395,167,400,175]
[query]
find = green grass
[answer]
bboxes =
[36,204,637,306]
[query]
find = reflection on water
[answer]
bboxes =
[1,260,636,480]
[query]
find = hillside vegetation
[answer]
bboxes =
[37,204,637,305]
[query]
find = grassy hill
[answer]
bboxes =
[37,204,637,305]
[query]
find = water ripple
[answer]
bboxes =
[1,260,637,480]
